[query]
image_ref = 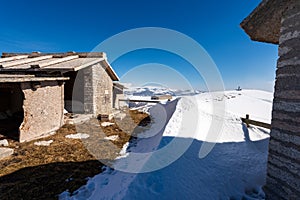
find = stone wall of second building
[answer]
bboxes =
[83,66,94,114]
[83,63,113,116]
[113,86,125,109]
[19,81,64,142]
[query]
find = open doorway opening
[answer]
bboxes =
[64,71,85,113]
[0,83,24,140]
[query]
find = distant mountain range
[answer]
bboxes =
[124,86,202,97]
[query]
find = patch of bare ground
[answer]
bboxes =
[0,109,150,200]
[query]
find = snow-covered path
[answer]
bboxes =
[61,90,272,200]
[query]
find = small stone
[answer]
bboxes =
[57,157,65,162]
[0,139,9,147]
[0,148,14,160]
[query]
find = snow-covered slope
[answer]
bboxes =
[60,89,273,200]
[190,90,272,143]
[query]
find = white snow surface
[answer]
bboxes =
[101,122,115,127]
[60,89,272,200]
[34,140,53,146]
[65,133,90,139]
[104,135,119,141]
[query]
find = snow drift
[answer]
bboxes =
[60,89,272,200]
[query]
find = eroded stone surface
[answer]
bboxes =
[19,81,64,142]
[0,139,9,147]
[0,148,14,160]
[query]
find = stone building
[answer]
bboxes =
[241,0,300,199]
[0,52,119,142]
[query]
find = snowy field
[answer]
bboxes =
[60,89,273,200]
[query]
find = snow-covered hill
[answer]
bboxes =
[60,89,273,200]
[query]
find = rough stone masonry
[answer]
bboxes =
[264,1,300,199]
[20,81,64,142]
[241,0,300,199]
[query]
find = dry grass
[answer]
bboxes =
[0,109,150,200]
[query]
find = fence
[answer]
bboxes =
[241,114,271,129]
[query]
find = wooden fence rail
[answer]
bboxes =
[241,114,271,129]
[119,99,161,103]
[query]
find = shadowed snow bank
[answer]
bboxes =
[61,90,272,200]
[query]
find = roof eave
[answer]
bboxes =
[102,59,119,81]
[0,75,69,83]
[240,0,290,44]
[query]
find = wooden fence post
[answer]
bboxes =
[245,114,250,127]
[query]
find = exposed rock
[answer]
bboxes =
[0,139,9,147]
[0,148,14,160]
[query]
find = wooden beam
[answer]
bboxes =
[0,55,29,64]
[119,99,161,103]
[0,74,34,78]
[0,76,69,83]
[30,55,79,69]
[241,114,271,129]
[0,55,53,68]
[102,59,119,81]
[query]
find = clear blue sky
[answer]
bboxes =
[0,0,278,91]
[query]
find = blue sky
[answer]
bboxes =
[0,0,278,91]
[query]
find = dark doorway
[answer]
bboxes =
[0,83,24,140]
[64,71,85,113]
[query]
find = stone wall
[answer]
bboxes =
[113,86,125,109]
[19,81,64,142]
[265,1,300,199]
[83,62,113,116]
[83,66,93,114]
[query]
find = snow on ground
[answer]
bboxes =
[34,140,53,146]
[101,122,115,127]
[65,133,90,139]
[104,135,119,141]
[60,89,273,200]
[190,90,272,143]
[116,142,130,159]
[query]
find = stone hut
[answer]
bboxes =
[0,52,119,142]
[241,0,300,199]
